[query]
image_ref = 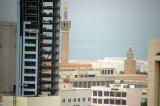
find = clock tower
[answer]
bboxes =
[124,45,136,74]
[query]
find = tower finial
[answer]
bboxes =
[129,45,132,51]
[64,4,68,21]
[127,45,134,59]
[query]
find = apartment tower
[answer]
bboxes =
[60,5,71,63]
[124,45,136,74]
[16,0,60,96]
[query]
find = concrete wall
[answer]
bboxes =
[59,89,91,106]
[148,38,160,106]
[127,88,141,106]
[0,22,17,93]
[2,96,60,106]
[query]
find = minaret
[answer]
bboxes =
[60,5,71,63]
[124,45,136,74]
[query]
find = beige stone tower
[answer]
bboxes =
[124,45,136,74]
[148,39,160,106]
[60,5,71,63]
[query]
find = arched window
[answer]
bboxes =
[156,52,160,56]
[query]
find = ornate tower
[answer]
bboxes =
[124,45,136,74]
[60,5,71,63]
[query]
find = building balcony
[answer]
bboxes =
[42,13,53,17]
[42,28,53,32]
[43,6,53,9]
[41,81,52,84]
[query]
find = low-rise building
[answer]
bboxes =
[70,75,147,88]
[59,88,92,106]
[91,86,141,106]
[2,96,60,106]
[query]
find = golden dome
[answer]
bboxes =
[129,45,132,49]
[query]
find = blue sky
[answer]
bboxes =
[61,0,160,61]
[0,0,160,61]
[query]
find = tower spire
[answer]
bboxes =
[60,4,71,63]
[127,45,134,59]
[64,4,68,21]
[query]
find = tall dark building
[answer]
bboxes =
[16,0,60,96]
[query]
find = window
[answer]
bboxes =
[101,70,104,74]
[105,70,107,74]
[98,99,102,104]
[93,91,97,96]
[25,62,36,66]
[98,91,102,97]
[24,69,35,74]
[116,92,121,97]
[25,47,36,51]
[97,81,100,86]
[88,98,91,101]
[122,92,127,97]
[68,99,71,103]
[42,39,52,44]
[24,84,35,89]
[104,99,109,104]
[111,70,113,74]
[78,98,80,102]
[43,24,53,29]
[115,100,121,105]
[122,100,126,105]
[24,91,35,95]
[110,100,114,104]
[42,54,52,60]
[62,99,65,103]
[43,2,53,7]
[108,70,110,74]
[41,69,51,74]
[104,91,109,96]
[42,77,51,81]
[73,98,76,102]
[24,76,35,81]
[83,98,85,102]
[25,39,36,44]
[25,54,36,59]
[102,81,105,85]
[42,47,52,52]
[42,62,52,67]
[93,82,96,86]
[93,99,97,104]
[110,92,115,97]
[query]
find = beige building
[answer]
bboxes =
[60,5,71,63]
[124,45,136,74]
[70,75,147,88]
[148,38,160,106]
[2,96,60,106]
[0,22,17,93]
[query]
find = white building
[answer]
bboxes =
[92,57,148,74]
[91,86,141,106]
[59,88,92,106]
